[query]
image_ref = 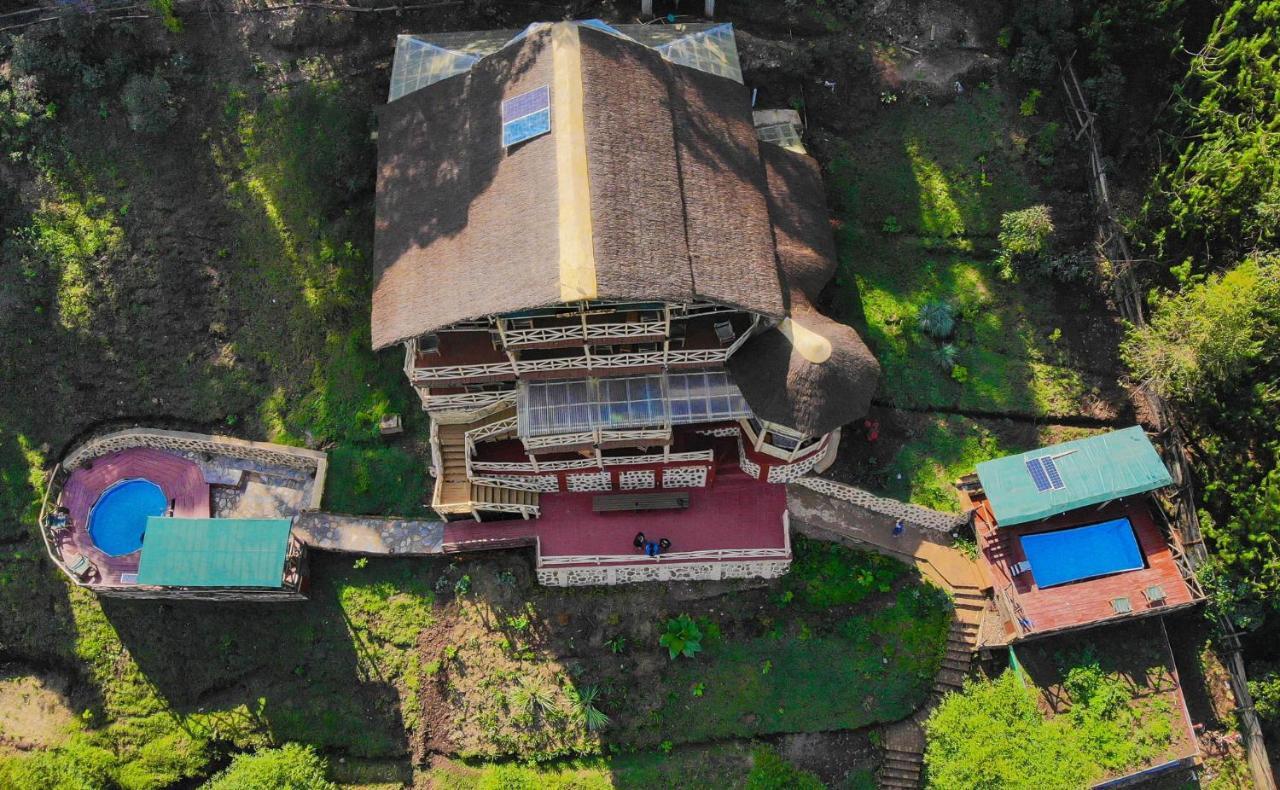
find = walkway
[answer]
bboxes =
[786,480,988,790]
[293,513,539,556]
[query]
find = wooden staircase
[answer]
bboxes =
[431,408,537,520]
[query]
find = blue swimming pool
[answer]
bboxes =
[1019,517,1144,588]
[88,478,168,556]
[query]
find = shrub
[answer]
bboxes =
[996,205,1054,278]
[575,685,610,732]
[659,614,703,659]
[202,744,336,790]
[918,300,957,339]
[745,747,823,790]
[121,74,176,134]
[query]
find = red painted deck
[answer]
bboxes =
[977,498,1194,637]
[443,466,789,568]
[56,448,210,585]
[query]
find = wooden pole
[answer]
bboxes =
[705,0,715,16]
[641,0,652,16]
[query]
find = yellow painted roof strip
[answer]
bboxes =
[551,23,598,302]
[778,318,833,363]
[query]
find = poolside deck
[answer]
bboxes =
[976,497,1195,639]
[57,448,210,585]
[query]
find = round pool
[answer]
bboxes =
[88,479,168,556]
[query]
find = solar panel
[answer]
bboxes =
[501,86,551,147]
[1026,455,1066,492]
[1026,457,1051,492]
[1042,456,1065,490]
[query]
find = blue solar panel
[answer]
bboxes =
[502,108,551,147]
[1026,457,1051,492]
[501,86,549,122]
[1043,456,1065,489]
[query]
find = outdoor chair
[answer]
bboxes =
[714,320,736,345]
[64,553,96,581]
[1010,560,1032,576]
[1110,596,1132,614]
[417,333,441,356]
[1144,585,1167,606]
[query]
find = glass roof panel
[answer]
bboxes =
[654,23,743,84]
[388,36,480,102]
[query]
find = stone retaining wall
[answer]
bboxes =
[793,476,968,533]
[63,428,328,510]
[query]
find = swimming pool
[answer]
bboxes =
[1018,517,1144,588]
[88,478,168,556]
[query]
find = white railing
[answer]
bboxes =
[470,449,713,474]
[585,321,665,340]
[666,348,729,365]
[598,428,671,444]
[413,347,727,384]
[538,546,793,566]
[411,361,515,383]
[422,390,517,411]
[465,416,517,446]
[501,321,666,347]
[523,432,596,450]
[472,502,540,519]
[470,475,559,492]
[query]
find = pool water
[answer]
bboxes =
[88,479,168,556]
[1018,517,1145,588]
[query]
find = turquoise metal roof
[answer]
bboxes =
[975,426,1173,526]
[136,518,293,588]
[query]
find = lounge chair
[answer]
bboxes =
[63,553,96,581]
[1144,585,1167,606]
[1111,596,1132,614]
[1009,560,1032,576]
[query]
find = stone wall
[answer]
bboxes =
[62,428,328,510]
[792,476,967,533]
[537,559,790,586]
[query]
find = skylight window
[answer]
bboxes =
[1026,455,1066,492]
[501,86,551,147]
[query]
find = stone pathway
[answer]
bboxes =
[293,512,446,555]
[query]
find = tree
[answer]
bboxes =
[201,744,336,790]
[121,74,176,134]
[1120,255,1280,401]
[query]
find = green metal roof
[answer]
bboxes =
[975,426,1173,527]
[136,518,293,588]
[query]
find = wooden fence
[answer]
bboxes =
[1060,54,1276,789]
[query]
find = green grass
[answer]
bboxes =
[648,583,951,745]
[828,89,1096,419]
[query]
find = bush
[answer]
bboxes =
[202,744,336,790]
[996,205,1055,279]
[745,747,823,790]
[121,74,176,134]
[659,614,703,659]
[918,300,957,339]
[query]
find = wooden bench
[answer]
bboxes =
[592,492,690,513]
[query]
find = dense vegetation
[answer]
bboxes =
[925,657,1175,788]
[1122,0,1280,635]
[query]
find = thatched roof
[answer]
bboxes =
[727,145,880,436]
[372,23,783,350]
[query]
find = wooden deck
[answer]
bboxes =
[977,498,1194,638]
[57,448,210,585]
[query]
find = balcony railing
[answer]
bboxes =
[411,347,732,384]
[502,321,666,348]
[420,389,517,411]
[470,448,714,474]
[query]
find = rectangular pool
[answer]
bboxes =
[1019,517,1144,588]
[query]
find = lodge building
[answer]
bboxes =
[372,18,881,564]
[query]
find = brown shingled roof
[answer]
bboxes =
[728,144,880,436]
[371,23,784,350]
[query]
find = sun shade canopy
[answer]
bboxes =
[975,426,1173,527]
[518,372,750,438]
[136,517,293,588]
